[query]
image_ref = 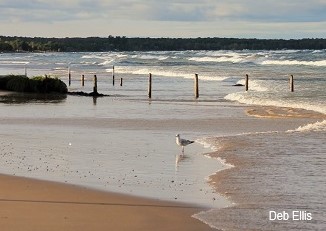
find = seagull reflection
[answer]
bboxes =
[175,153,188,171]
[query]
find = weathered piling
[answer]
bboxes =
[245,74,249,91]
[81,74,85,87]
[24,64,27,77]
[148,73,152,98]
[68,65,71,86]
[112,66,115,86]
[289,75,294,92]
[120,78,123,86]
[194,73,199,98]
[68,72,71,86]
[93,74,98,93]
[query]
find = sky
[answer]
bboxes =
[0,0,325,39]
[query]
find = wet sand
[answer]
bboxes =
[1,94,322,231]
[246,106,326,119]
[0,174,215,231]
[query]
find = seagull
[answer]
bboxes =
[175,134,194,153]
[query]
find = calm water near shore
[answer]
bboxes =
[0,50,325,230]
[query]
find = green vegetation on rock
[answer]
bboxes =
[0,75,67,94]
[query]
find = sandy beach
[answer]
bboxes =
[1,49,325,230]
[0,174,215,231]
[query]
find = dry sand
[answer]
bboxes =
[0,174,215,231]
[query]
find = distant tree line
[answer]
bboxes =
[1,36,325,52]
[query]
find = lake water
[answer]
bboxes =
[0,50,325,230]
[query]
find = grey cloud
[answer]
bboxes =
[205,0,326,22]
[0,0,325,24]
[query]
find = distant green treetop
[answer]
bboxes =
[0,36,325,52]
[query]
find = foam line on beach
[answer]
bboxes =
[287,119,326,132]
[246,106,326,119]
[225,92,326,115]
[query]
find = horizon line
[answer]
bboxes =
[1,35,326,41]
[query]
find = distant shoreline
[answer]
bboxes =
[1,36,325,52]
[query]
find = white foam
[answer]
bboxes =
[189,56,243,63]
[111,67,228,81]
[225,92,326,115]
[236,79,268,92]
[197,138,235,169]
[0,61,29,65]
[188,50,251,64]
[131,54,168,61]
[81,54,104,59]
[262,59,326,67]
[82,53,126,66]
[192,210,222,230]
[312,50,323,54]
[196,138,219,151]
[99,59,114,66]
[215,157,235,168]
[289,120,326,132]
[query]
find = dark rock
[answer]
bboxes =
[67,91,109,97]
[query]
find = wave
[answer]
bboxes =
[131,54,169,61]
[188,51,269,65]
[110,67,229,81]
[312,50,324,54]
[0,61,29,65]
[99,60,115,66]
[189,56,243,63]
[225,91,326,115]
[288,120,326,132]
[269,50,302,54]
[262,59,326,67]
[196,137,219,151]
[236,79,269,92]
[81,53,127,65]
[81,54,105,59]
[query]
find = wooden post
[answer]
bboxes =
[68,65,71,86]
[81,74,85,87]
[289,75,294,92]
[120,78,123,86]
[194,73,199,98]
[245,74,249,91]
[68,72,71,86]
[112,66,115,86]
[93,75,98,93]
[148,73,152,98]
[24,64,27,77]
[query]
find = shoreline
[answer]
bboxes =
[246,106,326,119]
[0,173,216,231]
[197,105,326,230]
[207,106,326,198]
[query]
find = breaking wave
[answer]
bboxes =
[262,59,326,67]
